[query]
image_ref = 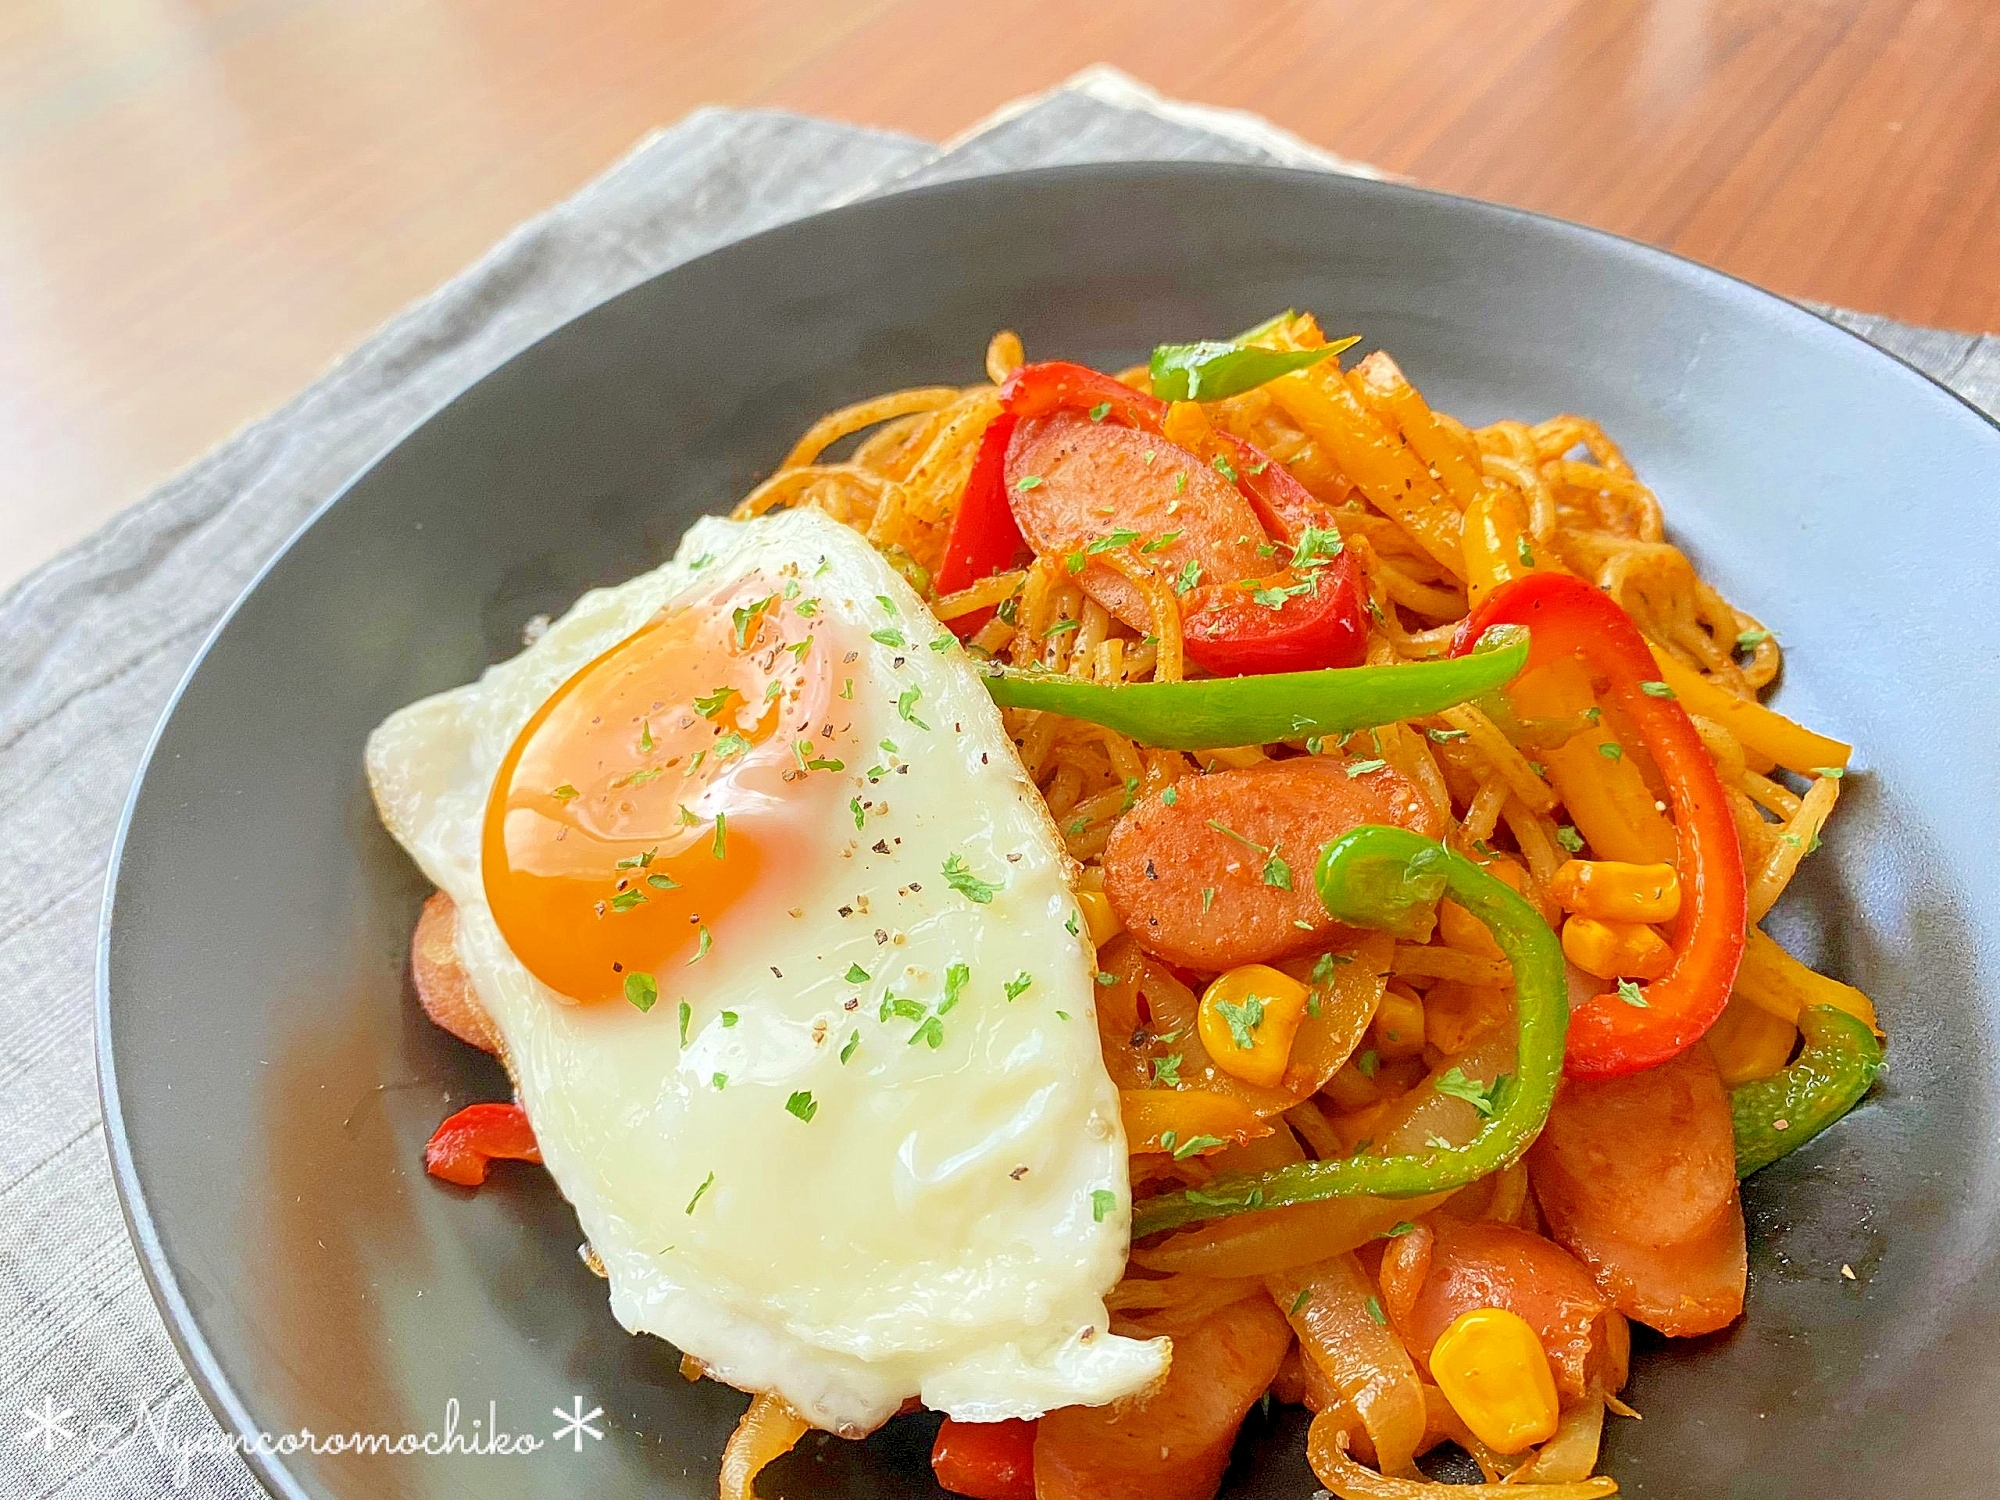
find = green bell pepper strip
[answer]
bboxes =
[1131,825,1568,1238]
[979,627,1529,751]
[1149,334,1362,402]
[1731,1004,1884,1178]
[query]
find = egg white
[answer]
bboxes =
[366,507,1166,1433]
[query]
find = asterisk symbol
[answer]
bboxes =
[550,1395,604,1452]
[19,1395,75,1454]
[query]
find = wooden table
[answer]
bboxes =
[6,0,1997,587]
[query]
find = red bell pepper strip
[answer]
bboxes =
[998,360,1165,431]
[933,412,1024,637]
[1450,572,1747,1078]
[1180,550,1368,675]
[931,1417,1037,1500]
[424,1101,543,1187]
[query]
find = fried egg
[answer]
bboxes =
[365,507,1165,1433]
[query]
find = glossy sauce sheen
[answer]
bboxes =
[365,509,1166,1432]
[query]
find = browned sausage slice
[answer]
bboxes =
[1007,411,1270,632]
[1102,758,1443,972]
[412,892,503,1055]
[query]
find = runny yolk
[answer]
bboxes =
[482,573,833,1004]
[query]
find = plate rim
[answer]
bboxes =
[94,154,2000,1500]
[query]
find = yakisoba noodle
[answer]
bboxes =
[674,310,1877,1496]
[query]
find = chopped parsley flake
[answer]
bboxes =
[685,1172,714,1214]
[678,1000,691,1045]
[1357,1049,1379,1077]
[1617,979,1649,1008]
[1004,971,1033,1001]
[846,964,871,984]
[1292,523,1345,567]
[1216,995,1265,1050]
[1640,680,1677,699]
[841,1030,860,1064]
[711,1073,727,1089]
[849,796,866,830]
[1290,1288,1312,1316]
[1313,951,1349,984]
[1736,628,1770,651]
[1516,536,1537,568]
[1152,1053,1183,1087]
[1598,742,1624,761]
[871,625,906,649]
[1161,786,1179,806]
[1427,727,1470,744]
[1815,765,1846,779]
[1096,971,1119,987]
[1365,1295,1387,1326]
[1088,401,1111,422]
[942,853,1002,904]
[1262,849,1293,889]
[731,594,775,648]
[1202,886,1217,913]
[688,924,711,964]
[1212,454,1239,483]
[1251,579,1313,610]
[610,889,647,913]
[1435,1066,1509,1116]
[623,972,658,1012]
[1173,560,1202,595]
[784,1090,818,1123]
[1346,758,1388,777]
[1065,549,1086,575]
[1172,1134,1225,1160]
[1086,528,1142,555]
[942,962,970,1014]
[1173,471,1187,494]
[552,783,580,802]
[719,1010,738,1027]
[638,720,654,753]
[897,686,930,729]
[711,812,728,859]
[1091,1188,1116,1222]
[1382,1221,1418,1238]
[1014,475,1045,492]
[1043,616,1082,638]
[876,594,898,615]
[1142,530,1183,553]
[712,731,751,760]
[910,1016,945,1049]
[1556,824,1586,854]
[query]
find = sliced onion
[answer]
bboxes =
[719,1393,810,1500]
[1307,1412,1619,1498]
[1269,1253,1427,1476]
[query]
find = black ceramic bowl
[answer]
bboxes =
[101,162,2000,1500]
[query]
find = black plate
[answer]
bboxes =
[101,162,2000,1499]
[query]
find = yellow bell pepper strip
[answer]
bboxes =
[1149,334,1361,401]
[1732,925,1880,1033]
[1131,825,1567,1238]
[1646,645,1851,776]
[1452,573,1747,1078]
[979,627,1529,751]
[1731,1004,1884,1177]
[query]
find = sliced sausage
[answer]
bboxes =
[1528,1046,1746,1336]
[1033,1294,1292,1500]
[1102,758,1444,972]
[1007,411,1270,632]
[412,892,502,1055]
[1378,1217,1608,1402]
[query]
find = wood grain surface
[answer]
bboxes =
[5,0,1997,586]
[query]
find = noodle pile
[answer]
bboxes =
[724,313,1873,1493]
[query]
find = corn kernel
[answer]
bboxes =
[1370,983,1426,1060]
[1429,1306,1560,1454]
[1549,858,1681,923]
[1705,993,1798,1085]
[1197,964,1311,1089]
[1077,889,1122,948]
[1560,915,1674,981]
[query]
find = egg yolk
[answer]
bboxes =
[482,573,834,1003]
